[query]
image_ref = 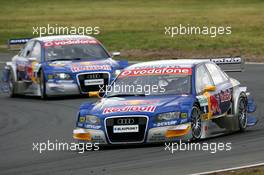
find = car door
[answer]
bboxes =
[16,40,35,81]
[205,63,232,116]
[195,64,220,118]
[25,41,42,83]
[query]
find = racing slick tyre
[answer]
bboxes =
[191,105,202,140]
[7,69,17,98]
[238,95,247,132]
[39,70,47,100]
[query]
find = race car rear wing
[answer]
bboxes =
[209,57,245,72]
[7,38,31,50]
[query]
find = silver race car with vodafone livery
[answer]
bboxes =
[73,58,257,144]
[3,35,128,99]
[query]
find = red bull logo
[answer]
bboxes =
[219,89,232,102]
[103,105,156,114]
[210,95,221,114]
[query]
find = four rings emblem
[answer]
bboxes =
[117,118,135,125]
[86,74,100,79]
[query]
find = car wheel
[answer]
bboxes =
[39,70,47,99]
[7,69,16,98]
[191,105,202,140]
[238,95,247,131]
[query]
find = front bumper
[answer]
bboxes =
[73,123,192,145]
[73,128,108,144]
[45,82,100,97]
[147,123,192,143]
[46,82,80,96]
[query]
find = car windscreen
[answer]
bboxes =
[106,68,192,97]
[44,42,110,61]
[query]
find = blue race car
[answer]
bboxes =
[73,58,257,144]
[3,35,128,99]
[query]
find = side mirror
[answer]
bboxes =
[117,60,129,69]
[204,85,216,92]
[28,57,37,62]
[111,52,120,57]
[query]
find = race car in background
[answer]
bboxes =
[2,35,128,99]
[73,57,257,144]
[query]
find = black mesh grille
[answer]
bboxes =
[77,73,109,93]
[105,116,148,143]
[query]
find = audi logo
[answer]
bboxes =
[86,74,100,79]
[117,118,135,125]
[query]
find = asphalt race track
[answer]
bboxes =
[0,54,263,175]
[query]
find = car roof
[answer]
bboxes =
[33,35,96,42]
[127,59,210,69]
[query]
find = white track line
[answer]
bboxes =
[128,61,264,65]
[0,61,263,64]
[190,162,264,175]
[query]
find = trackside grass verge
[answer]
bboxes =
[0,0,263,61]
[210,165,264,175]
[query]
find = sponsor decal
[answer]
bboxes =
[210,95,221,115]
[85,124,101,130]
[207,89,232,116]
[153,120,177,127]
[9,38,31,45]
[16,61,27,71]
[211,57,241,64]
[71,65,111,72]
[219,89,232,102]
[79,62,97,66]
[84,79,104,86]
[197,95,208,107]
[103,105,156,114]
[197,95,209,114]
[44,39,98,47]
[203,89,232,117]
[119,67,192,77]
[113,125,139,133]
[27,61,39,83]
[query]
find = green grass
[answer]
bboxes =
[215,166,264,175]
[0,0,263,60]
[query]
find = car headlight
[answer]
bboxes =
[54,73,71,80]
[114,69,121,76]
[155,112,180,122]
[79,116,86,123]
[86,115,100,125]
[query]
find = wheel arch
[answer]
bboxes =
[233,86,247,117]
[181,99,202,123]
[5,62,17,82]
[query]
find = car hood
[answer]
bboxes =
[81,95,195,117]
[42,58,120,74]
